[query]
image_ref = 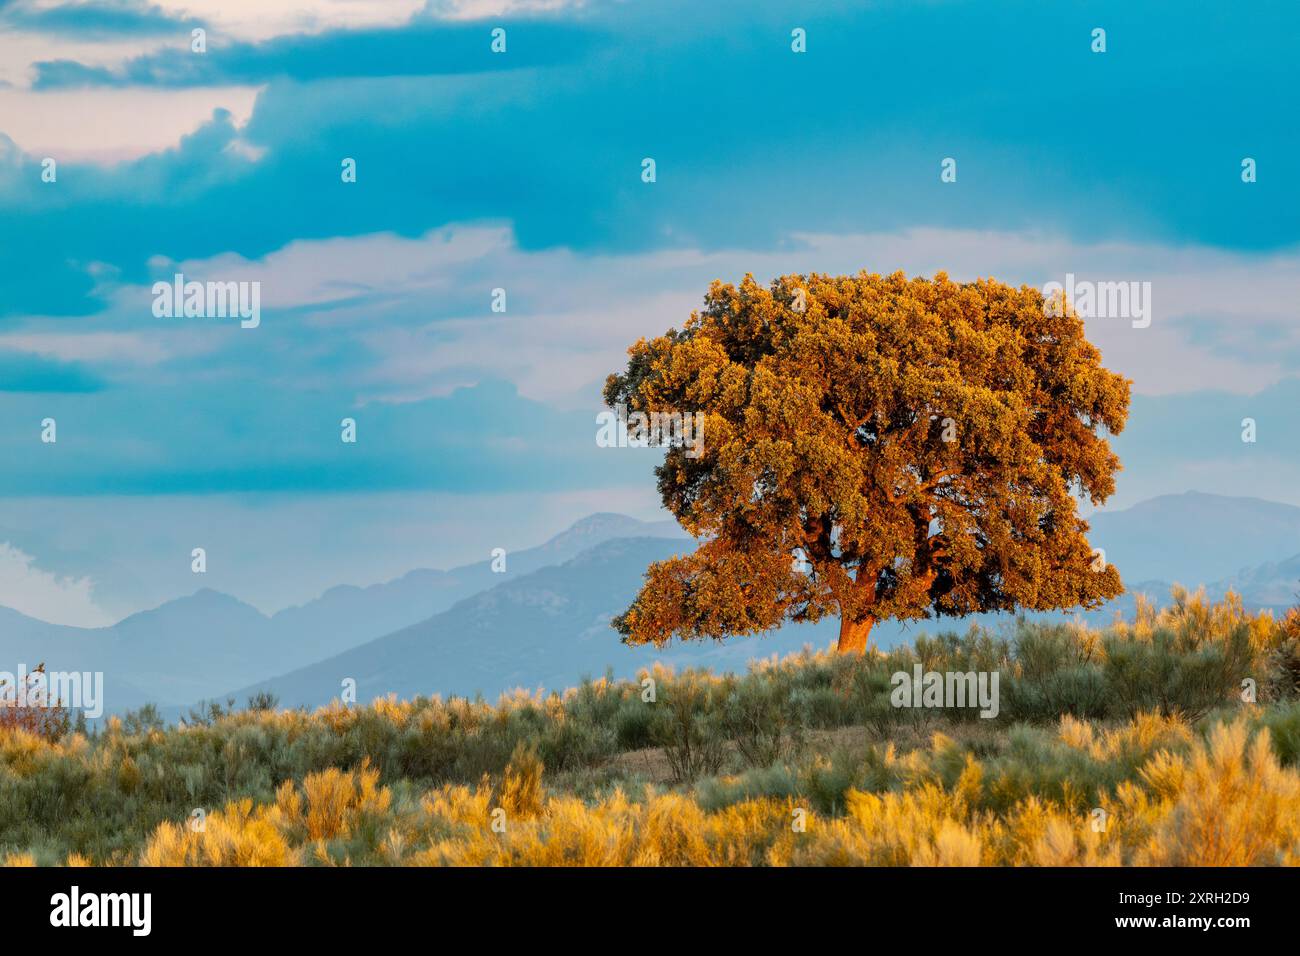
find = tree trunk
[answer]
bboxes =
[837,616,875,654]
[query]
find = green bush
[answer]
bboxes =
[648,671,729,782]
[720,670,805,768]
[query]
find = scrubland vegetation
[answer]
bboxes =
[3,587,1300,866]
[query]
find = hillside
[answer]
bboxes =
[266,512,685,655]
[1087,491,1300,586]
[233,536,842,708]
[3,590,1299,866]
[230,492,1300,712]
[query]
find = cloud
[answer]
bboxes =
[1,0,430,49]
[30,18,601,88]
[425,0,589,20]
[0,330,171,365]
[0,0,1295,616]
[0,349,104,391]
[148,0,429,43]
[0,0,1293,324]
[0,108,267,317]
[0,85,258,161]
[0,1,200,39]
[95,221,1294,403]
[0,542,112,626]
[0,218,1295,500]
[0,375,662,495]
[0,10,191,88]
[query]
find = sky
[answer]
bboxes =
[0,0,1297,624]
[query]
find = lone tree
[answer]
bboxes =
[604,271,1130,654]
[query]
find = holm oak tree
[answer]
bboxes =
[604,271,1130,654]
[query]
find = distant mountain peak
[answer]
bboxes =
[539,513,685,552]
[1090,491,1300,590]
[565,535,688,566]
[180,587,259,608]
[116,588,269,627]
[1115,491,1300,514]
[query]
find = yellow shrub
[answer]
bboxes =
[139,800,295,866]
[787,785,990,866]
[295,764,390,841]
[1138,721,1300,865]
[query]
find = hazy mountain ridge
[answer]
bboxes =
[269,512,685,639]
[1087,491,1300,588]
[3,493,1298,716]
[227,492,1300,710]
[231,536,840,709]
[0,514,687,710]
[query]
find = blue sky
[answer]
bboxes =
[0,0,1297,623]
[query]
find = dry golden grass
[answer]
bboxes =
[110,713,1300,867]
[3,591,1298,867]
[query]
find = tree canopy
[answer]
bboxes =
[604,271,1131,653]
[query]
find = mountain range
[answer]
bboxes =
[231,536,833,709]
[0,512,684,711]
[1086,491,1300,589]
[1,492,1297,716]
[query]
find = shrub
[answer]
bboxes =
[613,697,656,751]
[1264,635,1300,702]
[493,744,545,819]
[648,671,728,782]
[0,670,71,742]
[1133,721,1300,865]
[720,672,805,768]
[1102,589,1256,719]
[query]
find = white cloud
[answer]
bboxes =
[0,27,164,89]
[0,85,259,162]
[157,222,1298,403]
[156,0,587,38]
[0,542,113,627]
[0,0,591,158]
[31,221,1299,405]
[424,0,589,21]
[0,331,171,364]
[152,0,428,41]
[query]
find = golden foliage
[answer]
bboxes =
[606,271,1130,650]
